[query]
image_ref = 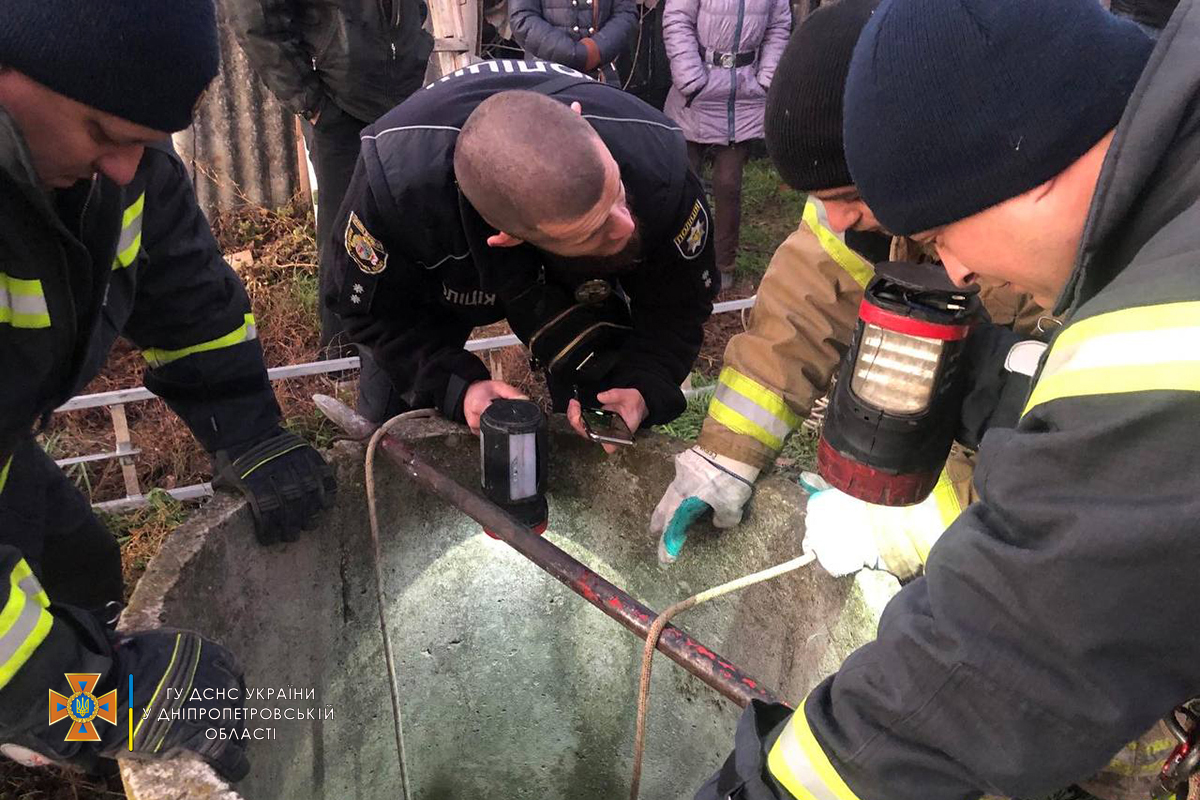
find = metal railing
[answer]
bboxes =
[56,296,755,513]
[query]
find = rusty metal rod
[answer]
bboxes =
[315,395,785,709]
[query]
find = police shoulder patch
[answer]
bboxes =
[673,199,709,260]
[345,211,388,275]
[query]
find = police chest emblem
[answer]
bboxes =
[574,279,612,305]
[673,200,709,260]
[345,211,388,275]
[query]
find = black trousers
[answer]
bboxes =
[304,101,370,355]
[688,140,752,274]
[0,437,123,611]
[303,102,404,421]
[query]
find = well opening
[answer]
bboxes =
[120,422,897,800]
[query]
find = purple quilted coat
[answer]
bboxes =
[662,0,791,144]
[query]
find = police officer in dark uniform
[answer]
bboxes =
[329,60,719,443]
[0,0,333,778]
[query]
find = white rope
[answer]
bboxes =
[628,552,816,800]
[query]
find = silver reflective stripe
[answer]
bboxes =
[0,593,43,668]
[1043,325,1200,376]
[8,292,48,319]
[115,215,142,256]
[773,723,844,800]
[809,197,847,244]
[113,192,145,269]
[0,281,49,320]
[713,383,792,442]
[16,574,43,600]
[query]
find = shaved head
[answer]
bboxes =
[454,90,608,238]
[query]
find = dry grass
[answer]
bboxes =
[47,198,349,505]
[0,763,123,800]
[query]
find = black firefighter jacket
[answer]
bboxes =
[228,0,434,124]
[0,114,279,741]
[705,4,1200,800]
[327,61,719,425]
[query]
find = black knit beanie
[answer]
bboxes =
[843,0,1155,236]
[765,0,881,192]
[0,0,220,133]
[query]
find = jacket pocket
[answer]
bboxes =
[737,66,767,99]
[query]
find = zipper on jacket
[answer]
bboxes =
[728,0,746,144]
[381,0,400,61]
[78,174,98,239]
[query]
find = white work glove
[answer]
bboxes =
[800,473,950,581]
[650,448,757,563]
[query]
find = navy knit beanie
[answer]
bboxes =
[764,0,881,191]
[0,0,220,133]
[843,0,1155,236]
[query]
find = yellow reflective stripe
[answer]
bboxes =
[239,441,307,480]
[143,313,258,368]
[1103,757,1174,777]
[718,368,802,429]
[768,703,863,800]
[133,633,183,743]
[802,198,875,290]
[0,455,11,496]
[930,470,963,529]
[122,191,146,228]
[0,274,51,329]
[0,560,53,690]
[710,398,785,450]
[1127,737,1178,754]
[710,367,802,451]
[1023,301,1200,416]
[112,191,146,269]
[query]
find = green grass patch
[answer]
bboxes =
[284,403,341,450]
[691,154,804,280]
[735,158,804,279]
[654,387,715,441]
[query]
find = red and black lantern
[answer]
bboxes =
[817,262,982,506]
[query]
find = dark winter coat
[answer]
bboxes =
[509,0,638,72]
[229,0,434,124]
[700,4,1200,800]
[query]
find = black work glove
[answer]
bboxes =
[694,700,794,800]
[100,629,250,782]
[957,325,1045,450]
[213,429,336,545]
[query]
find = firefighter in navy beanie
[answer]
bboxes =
[0,0,220,132]
[692,0,1200,799]
[0,0,335,782]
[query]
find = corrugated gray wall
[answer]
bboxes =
[173,0,301,217]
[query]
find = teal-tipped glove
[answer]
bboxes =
[650,448,756,564]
